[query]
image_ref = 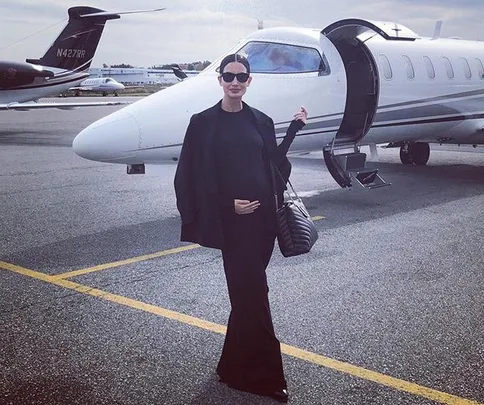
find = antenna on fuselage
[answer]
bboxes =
[432,20,443,39]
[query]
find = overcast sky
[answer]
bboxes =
[1,0,483,68]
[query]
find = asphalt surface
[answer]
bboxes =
[0,98,483,405]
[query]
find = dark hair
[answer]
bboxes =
[219,53,250,74]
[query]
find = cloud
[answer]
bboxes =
[1,0,484,67]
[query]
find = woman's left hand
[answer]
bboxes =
[293,106,308,124]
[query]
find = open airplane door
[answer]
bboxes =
[320,19,418,189]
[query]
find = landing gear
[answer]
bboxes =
[399,142,430,166]
[102,91,108,96]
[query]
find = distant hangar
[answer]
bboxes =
[88,67,199,85]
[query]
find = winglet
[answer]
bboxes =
[432,21,443,40]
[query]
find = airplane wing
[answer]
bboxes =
[0,101,129,111]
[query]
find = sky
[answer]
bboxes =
[1,0,484,68]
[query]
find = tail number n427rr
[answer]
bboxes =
[56,49,86,58]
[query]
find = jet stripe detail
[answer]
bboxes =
[379,88,484,110]
[275,111,344,127]
[131,109,484,153]
[4,75,87,91]
[373,112,484,128]
[276,128,339,139]
[54,60,94,76]
[60,29,99,41]
[273,89,484,129]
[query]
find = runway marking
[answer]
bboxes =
[1,260,481,405]
[53,244,201,279]
[53,216,325,280]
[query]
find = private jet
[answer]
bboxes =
[73,19,484,189]
[0,6,162,111]
[68,77,126,96]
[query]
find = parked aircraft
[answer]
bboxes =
[73,19,484,188]
[0,6,163,111]
[68,77,127,96]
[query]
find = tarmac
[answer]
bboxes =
[0,97,483,405]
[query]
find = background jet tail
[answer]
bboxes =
[26,6,120,71]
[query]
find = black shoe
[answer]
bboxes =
[268,389,289,403]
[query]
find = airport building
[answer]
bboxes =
[88,67,199,85]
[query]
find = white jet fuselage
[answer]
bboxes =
[73,22,484,165]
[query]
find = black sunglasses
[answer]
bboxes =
[221,72,250,83]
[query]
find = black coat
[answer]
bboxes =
[174,100,303,249]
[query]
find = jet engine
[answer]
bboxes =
[0,61,53,89]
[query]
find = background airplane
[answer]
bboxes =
[0,6,162,111]
[73,19,484,188]
[67,77,136,97]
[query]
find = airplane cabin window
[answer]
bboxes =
[460,58,472,79]
[237,42,328,74]
[442,57,454,79]
[423,56,435,79]
[378,55,392,80]
[402,55,415,79]
[476,58,484,79]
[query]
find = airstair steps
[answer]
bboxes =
[323,149,390,189]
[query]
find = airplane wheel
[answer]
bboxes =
[102,91,108,97]
[399,144,413,164]
[412,142,430,165]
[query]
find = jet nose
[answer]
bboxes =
[73,110,140,163]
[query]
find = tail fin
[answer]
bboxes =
[26,6,120,71]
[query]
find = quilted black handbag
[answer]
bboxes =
[275,178,319,258]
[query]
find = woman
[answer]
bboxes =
[174,53,307,403]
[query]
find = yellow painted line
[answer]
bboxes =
[0,260,481,405]
[280,344,482,405]
[0,260,225,333]
[55,215,325,280]
[53,244,201,280]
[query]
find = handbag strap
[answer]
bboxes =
[285,177,300,201]
[268,160,279,210]
[255,122,299,210]
[269,160,301,210]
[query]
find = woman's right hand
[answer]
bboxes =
[234,199,260,215]
[293,106,308,124]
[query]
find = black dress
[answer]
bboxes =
[214,106,286,395]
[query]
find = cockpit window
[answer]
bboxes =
[236,41,328,74]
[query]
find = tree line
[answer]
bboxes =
[102,61,211,71]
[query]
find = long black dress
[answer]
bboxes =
[214,106,286,395]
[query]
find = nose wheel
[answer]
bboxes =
[399,142,430,165]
